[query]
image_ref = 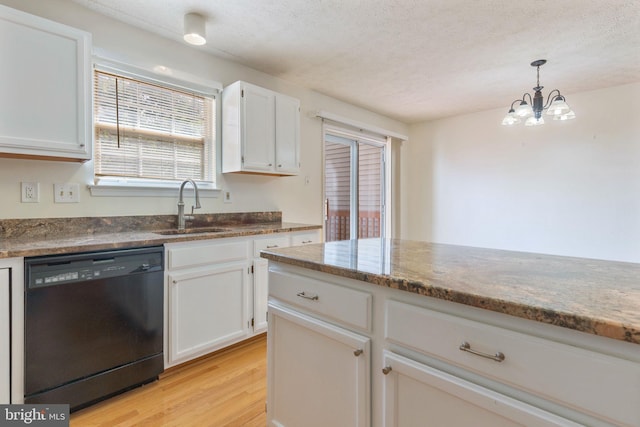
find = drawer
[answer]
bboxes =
[290,230,321,246]
[167,240,248,270]
[385,300,639,427]
[253,236,290,258]
[269,270,372,332]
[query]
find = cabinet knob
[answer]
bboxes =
[278,164,282,167]
[353,349,363,357]
[269,163,273,166]
[382,366,392,375]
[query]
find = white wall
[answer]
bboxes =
[402,82,640,262]
[0,0,407,225]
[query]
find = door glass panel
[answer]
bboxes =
[324,137,352,241]
[324,130,386,242]
[358,142,383,238]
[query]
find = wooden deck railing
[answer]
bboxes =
[326,210,380,241]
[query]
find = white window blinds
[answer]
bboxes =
[93,71,215,183]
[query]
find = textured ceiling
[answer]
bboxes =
[72,0,640,123]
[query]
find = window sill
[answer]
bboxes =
[88,179,221,197]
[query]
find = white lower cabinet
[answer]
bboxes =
[385,300,640,427]
[253,230,321,334]
[253,235,291,334]
[165,229,322,368]
[168,261,250,365]
[267,262,640,427]
[267,303,370,427]
[252,257,270,333]
[165,239,252,367]
[0,267,9,403]
[381,351,579,427]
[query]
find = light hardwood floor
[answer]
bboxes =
[71,335,267,427]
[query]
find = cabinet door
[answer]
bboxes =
[275,93,300,175]
[0,5,91,161]
[267,303,370,427]
[253,257,269,333]
[242,83,275,172]
[168,261,250,365]
[382,351,581,427]
[0,268,9,404]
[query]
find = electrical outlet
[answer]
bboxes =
[224,190,233,204]
[21,182,40,203]
[54,183,80,203]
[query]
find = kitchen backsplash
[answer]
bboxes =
[0,211,282,240]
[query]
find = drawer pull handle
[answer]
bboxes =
[266,245,279,248]
[301,240,313,244]
[459,341,505,362]
[382,366,392,375]
[353,349,363,357]
[296,291,319,301]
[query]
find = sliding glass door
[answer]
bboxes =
[324,128,386,242]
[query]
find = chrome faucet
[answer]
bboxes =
[177,179,201,231]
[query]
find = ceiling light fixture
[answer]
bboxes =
[502,59,575,127]
[183,13,206,46]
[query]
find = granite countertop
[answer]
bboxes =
[260,238,640,345]
[0,213,321,258]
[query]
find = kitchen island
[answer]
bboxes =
[261,238,640,427]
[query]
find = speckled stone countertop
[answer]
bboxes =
[260,238,640,345]
[0,212,321,258]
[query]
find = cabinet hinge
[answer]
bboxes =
[241,89,244,97]
[251,265,254,274]
[251,318,255,327]
[241,155,244,164]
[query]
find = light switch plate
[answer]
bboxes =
[54,183,80,203]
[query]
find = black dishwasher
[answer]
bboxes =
[24,246,164,411]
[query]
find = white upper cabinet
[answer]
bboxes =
[222,81,300,175]
[274,93,300,174]
[0,5,92,161]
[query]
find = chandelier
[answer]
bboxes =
[502,59,575,126]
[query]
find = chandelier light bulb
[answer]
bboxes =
[525,116,545,126]
[501,109,521,126]
[515,102,533,118]
[547,97,571,117]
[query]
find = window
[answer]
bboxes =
[323,125,387,241]
[92,69,216,191]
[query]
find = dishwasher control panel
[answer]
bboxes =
[25,247,163,289]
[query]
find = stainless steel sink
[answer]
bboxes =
[154,227,231,235]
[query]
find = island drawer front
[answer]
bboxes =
[167,240,248,270]
[254,236,291,258]
[269,270,372,332]
[385,300,639,427]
